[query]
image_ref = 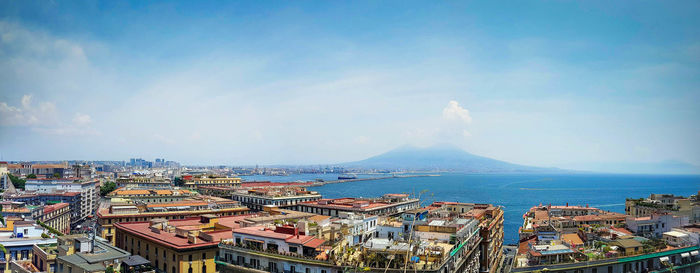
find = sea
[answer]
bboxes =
[241,173,700,244]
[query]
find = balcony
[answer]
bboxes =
[219,240,332,266]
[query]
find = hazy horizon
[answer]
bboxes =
[1,1,699,170]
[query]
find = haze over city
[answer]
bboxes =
[1,1,699,172]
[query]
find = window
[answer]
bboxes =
[289,246,297,253]
[172,267,176,273]
[202,252,206,259]
[173,254,176,261]
[189,254,192,261]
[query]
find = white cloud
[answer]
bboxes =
[21,94,32,108]
[72,113,92,126]
[0,94,56,126]
[442,100,472,123]
[0,94,100,137]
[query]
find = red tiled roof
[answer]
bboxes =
[146,202,208,208]
[114,215,251,250]
[303,238,325,248]
[31,164,67,169]
[240,182,315,188]
[44,203,69,214]
[233,226,326,247]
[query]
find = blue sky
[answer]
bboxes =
[0,1,699,169]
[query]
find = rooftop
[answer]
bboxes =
[114,215,251,250]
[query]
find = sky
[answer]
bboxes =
[0,1,699,169]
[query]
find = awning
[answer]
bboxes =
[691,250,699,256]
[244,238,264,244]
[681,253,690,258]
[303,238,325,249]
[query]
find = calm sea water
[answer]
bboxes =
[245,173,699,244]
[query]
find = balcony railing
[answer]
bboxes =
[219,241,332,266]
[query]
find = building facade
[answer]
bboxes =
[231,187,322,211]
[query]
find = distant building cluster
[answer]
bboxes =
[512,192,700,273]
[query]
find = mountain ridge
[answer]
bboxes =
[341,144,564,173]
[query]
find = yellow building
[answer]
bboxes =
[97,199,249,245]
[114,215,248,273]
[37,203,71,235]
[182,176,241,189]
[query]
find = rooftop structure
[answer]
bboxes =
[97,195,249,245]
[56,236,131,273]
[291,193,420,217]
[626,193,700,224]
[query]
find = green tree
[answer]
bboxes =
[37,220,64,236]
[174,177,184,186]
[7,173,26,190]
[26,174,37,179]
[53,173,61,178]
[100,181,117,196]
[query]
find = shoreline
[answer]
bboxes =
[309,174,440,186]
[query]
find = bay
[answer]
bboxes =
[244,173,700,244]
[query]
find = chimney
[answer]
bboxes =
[566,202,568,207]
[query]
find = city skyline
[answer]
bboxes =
[1,1,699,171]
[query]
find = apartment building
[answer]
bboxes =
[35,203,71,235]
[116,175,172,189]
[231,187,322,211]
[181,175,241,190]
[291,193,420,217]
[97,196,249,245]
[24,179,99,223]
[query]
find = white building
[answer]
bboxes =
[24,179,99,222]
[626,213,689,238]
[335,212,378,246]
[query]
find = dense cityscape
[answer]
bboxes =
[0,160,696,273]
[2,1,700,273]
